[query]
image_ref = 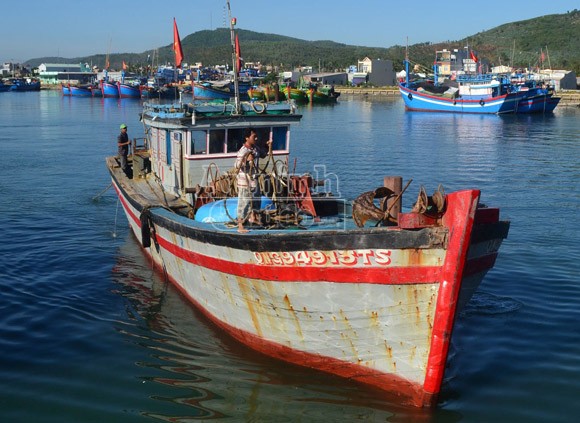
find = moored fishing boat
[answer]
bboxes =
[61,84,71,96]
[279,84,308,103]
[512,83,560,113]
[106,3,510,407]
[193,80,250,100]
[9,78,41,91]
[101,81,119,98]
[91,86,103,98]
[118,82,141,99]
[305,86,339,104]
[69,84,93,97]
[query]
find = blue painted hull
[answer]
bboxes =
[118,84,141,99]
[514,87,560,113]
[61,85,71,96]
[193,84,233,100]
[193,83,250,101]
[101,82,119,98]
[70,85,93,97]
[92,87,103,97]
[10,80,41,91]
[0,84,10,92]
[399,84,522,114]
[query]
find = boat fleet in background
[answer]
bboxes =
[60,75,341,104]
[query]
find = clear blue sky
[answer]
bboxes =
[1,0,577,64]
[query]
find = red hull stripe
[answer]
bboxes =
[156,234,441,285]
[115,183,496,285]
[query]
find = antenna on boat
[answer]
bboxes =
[405,36,409,86]
[226,0,241,114]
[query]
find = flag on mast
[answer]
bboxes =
[235,33,242,72]
[122,61,127,70]
[173,18,184,68]
[469,50,478,63]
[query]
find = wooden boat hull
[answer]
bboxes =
[306,89,338,104]
[108,159,509,407]
[280,87,308,103]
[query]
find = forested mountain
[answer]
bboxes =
[26,10,580,74]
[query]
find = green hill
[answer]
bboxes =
[26,10,580,74]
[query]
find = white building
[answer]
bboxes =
[38,63,95,84]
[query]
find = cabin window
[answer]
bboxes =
[189,130,207,155]
[272,127,288,150]
[208,130,225,154]
[227,128,245,153]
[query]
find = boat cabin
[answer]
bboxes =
[139,102,301,206]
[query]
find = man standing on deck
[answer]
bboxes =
[117,123,130,173]
[235,128,271,233]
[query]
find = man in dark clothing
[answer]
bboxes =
[117,123,130,172]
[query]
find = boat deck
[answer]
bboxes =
[106,156,193,215]
[106,156,365,232]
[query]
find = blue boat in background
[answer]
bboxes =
[9,78,41,91]
[399,69,525,114]
[511,82,561,113]
[193,81,250,101]
[70,84,93,97]
[101,81,119,98]
[118,82,141,99]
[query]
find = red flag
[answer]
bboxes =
[122,61,127,70]
[469,50,478,63]
[235,33,242,72]
[173,18,184,68]
[105,58,110,70]
[540,51,545,63]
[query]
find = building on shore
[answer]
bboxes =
[302,72,347,86]
[38,63,96,85]
[348,57,396,86]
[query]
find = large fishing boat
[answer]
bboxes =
[399,71,527,114]
[106,2,510,407]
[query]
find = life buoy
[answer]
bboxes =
[479,99,485,106]
[408,93,413,100]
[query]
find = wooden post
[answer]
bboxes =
[383,176,402,220]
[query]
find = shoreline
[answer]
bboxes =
[39,84,580,106]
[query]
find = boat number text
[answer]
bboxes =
[253,249,392,266]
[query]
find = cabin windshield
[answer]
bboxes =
[186,126,289,158]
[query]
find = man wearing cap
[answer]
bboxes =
[117,124,130,173]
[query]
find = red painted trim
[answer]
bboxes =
[113,182,443,285]
[423,190,479,395]
[155,234,442,285]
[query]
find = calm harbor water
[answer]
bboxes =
[0,90,579,422]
